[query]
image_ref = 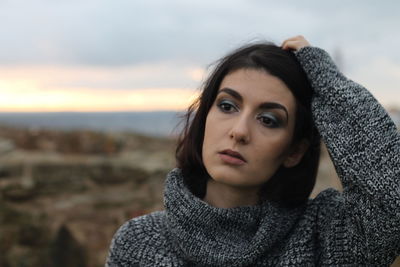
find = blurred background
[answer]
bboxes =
[0,0,399,266]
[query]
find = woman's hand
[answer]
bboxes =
[281,35,310,51]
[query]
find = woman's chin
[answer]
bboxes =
[208,168,262,189]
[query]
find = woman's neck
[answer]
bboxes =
[203,179,260,208]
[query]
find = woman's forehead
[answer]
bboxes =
[218,69,296,109]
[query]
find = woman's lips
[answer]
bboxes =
[218,149,246,165]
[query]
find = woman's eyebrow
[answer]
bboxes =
[218,88,243,102]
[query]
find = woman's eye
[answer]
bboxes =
[257,113,280,128]
[217,100,237,113]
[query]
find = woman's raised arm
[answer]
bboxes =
[285,36,400,265]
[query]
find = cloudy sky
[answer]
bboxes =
[0,0,399,111]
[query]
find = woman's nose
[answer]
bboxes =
[229,116,250,144]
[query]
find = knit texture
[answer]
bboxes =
[106,47,400,266]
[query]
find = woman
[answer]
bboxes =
[106,36,400,266]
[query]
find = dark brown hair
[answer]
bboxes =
[176,42,320,207]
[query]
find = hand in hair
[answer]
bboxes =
[281,35,310,51]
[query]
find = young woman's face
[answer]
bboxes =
[202,68,298,189]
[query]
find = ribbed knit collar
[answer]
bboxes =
[164,168,304,266]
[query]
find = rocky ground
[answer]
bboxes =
[0,125,398,266]
[0,126,175,266]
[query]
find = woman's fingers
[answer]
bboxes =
[281,35,310,51]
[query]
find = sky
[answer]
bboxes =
[0,0,399,112]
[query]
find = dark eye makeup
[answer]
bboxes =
[216,97,284,129]
[256,112,282,128]
[217,99,238,113]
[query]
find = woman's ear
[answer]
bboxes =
[283,139,309,168]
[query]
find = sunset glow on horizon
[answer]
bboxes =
[0,65,202,112]
[0,86,199,112]
[1,62,399,112]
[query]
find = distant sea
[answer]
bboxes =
[0,110,398,138]
[0,112,184,137]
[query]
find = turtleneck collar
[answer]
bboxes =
[164,168,304,266]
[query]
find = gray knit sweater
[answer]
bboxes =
[106,47,400,266]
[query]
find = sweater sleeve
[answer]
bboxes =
[294,47,400,265]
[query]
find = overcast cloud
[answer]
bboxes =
[1,0,399,65]
[0,0,399,107]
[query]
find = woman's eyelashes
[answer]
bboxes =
[256,113,281,128]
[216,99,283,128]
[217,99,238,113]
